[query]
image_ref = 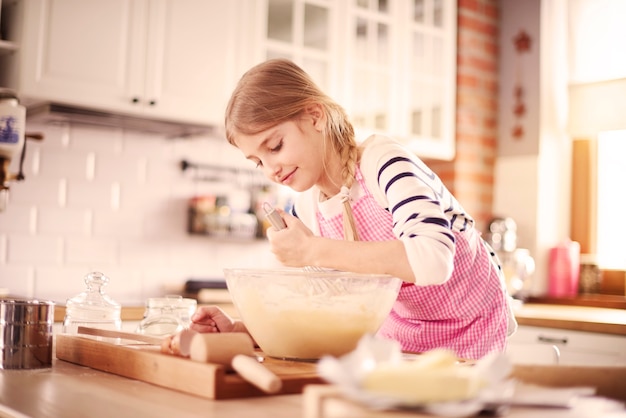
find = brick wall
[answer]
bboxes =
[428,0,499,233]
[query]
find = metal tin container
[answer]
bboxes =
[0,298,55,369]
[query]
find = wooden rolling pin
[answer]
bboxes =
[189,333,282,394]
[76,326,282,394]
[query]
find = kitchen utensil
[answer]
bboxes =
[263,202,334,293]
[55,333,322,399]
[0,298,55,369]
[223,268,402,361]
[63,271,122,334]
[76,325,281,394]
[190,332,282,394]
[263,201,286,230]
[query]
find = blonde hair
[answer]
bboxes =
[225,59,360,240]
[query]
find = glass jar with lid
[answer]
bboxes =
[62,271,122,334]
[136,295,197,337]
[579,254,602,294]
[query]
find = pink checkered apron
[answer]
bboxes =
[316,169,509,359]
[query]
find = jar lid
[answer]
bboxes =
[579,253,598,264]
[0,88,19,102]
[65,271,121,315]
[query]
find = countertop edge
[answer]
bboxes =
[513,303,626,336]
[52,303,626,336]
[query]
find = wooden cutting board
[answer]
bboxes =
[55,334,323,400]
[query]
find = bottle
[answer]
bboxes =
[547,240,581,298]
[0,88,25,162]
[62,271,122,334]
[0,89,26,210]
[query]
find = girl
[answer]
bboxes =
[191,58,517,359]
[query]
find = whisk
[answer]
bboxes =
[263,202,346,296]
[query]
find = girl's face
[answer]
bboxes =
[234,110,339,193]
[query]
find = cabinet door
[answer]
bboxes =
[342,0,396,137]
[400,0,457,160]
[143,0,241,125]
[18,0,147,113]
[249,0,337,97]
[343,0,456,159]
[18,0,240,126]
[510,325,626,367]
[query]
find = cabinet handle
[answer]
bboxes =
[131,97,140,104]
[149,100,157,106]
[537,335,568,345]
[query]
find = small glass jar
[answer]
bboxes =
[579,254,602,294]
[136,295,197,337]
[62,271,122,334]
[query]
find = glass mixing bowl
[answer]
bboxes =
[224,268,402,361]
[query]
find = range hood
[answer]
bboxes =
[25,102,219,138]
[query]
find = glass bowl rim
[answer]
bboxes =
[223,267,401,281]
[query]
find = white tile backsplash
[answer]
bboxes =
[64,179,115,209]
[8,177,64,206]
[0,122,274,305]
[68,125,124,153]
[0,203,35,234]
[37,148,91,179]
[7,234,63,264]
[37,206,91,236]
[0,265,34,296]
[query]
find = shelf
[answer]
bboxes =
[527,294,626,310]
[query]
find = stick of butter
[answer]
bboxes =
[361,349,485,404]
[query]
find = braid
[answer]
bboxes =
[340,142,360,241]
[341,144,358,188]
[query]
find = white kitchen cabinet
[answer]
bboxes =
[342,0,457,160]
[244,0,457,160]
[341,0,396,136]
[0,0,20,88]
[15,0,241,126]
[396,0,457,160]
[239,0,338,97]
[507,325,626,366]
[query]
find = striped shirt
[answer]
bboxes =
[294,134,516,359]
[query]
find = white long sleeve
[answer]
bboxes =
[359,135,475,285]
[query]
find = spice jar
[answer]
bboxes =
[579,254,602,294]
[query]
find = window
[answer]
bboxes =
[596,131,626,269]
[568,0,626,275]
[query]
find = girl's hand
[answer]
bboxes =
[266,210,315,267]
[190,305,244,333]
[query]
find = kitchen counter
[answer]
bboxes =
[53,302,626,336]
[3,303,626,417]
[0,357,301,418]
[514,303,626,336]
[1,356,624,418]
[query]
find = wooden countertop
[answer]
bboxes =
[2,356,624,417]
[53,302,626,336]
[0,357,302,418]
[514,303,626,336]
[3,303,626,417]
